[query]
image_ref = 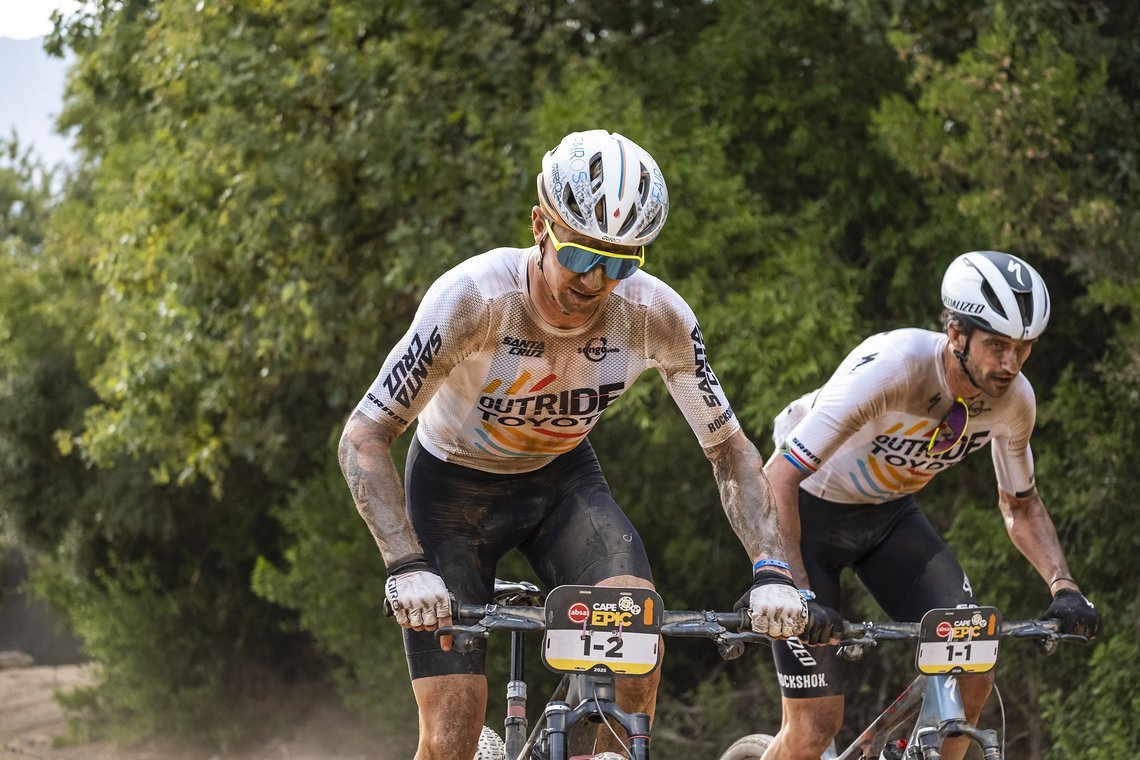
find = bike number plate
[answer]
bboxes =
[915,606,1002,675]
[541,585,663,677]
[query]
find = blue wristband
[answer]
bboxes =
[753,558,791,575]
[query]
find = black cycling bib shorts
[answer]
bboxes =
[401,435,653,679]
[772,488,975,698]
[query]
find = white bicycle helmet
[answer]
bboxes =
[941,251,1050,340]
[536,129,669,248]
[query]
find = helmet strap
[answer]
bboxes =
[533,239,571,317]
[536,230,548,271]
[953,332,984,391]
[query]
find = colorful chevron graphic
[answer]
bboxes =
[846,419,943,499]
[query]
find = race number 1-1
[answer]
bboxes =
[915,606,1002,675]
[542,585,663,677]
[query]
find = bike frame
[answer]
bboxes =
[718,618,1077,760]
[828,673,1000,760]
[824,617,1071,760]
[453,582,760,760]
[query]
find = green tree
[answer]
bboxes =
[5,0,1134,755]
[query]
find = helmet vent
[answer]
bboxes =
[590,153,606,229]
[637,165,651,204]
[980,280,1007,319]
[562,185,583,222]
[1015,291,1033,327]
[616,207,640,237]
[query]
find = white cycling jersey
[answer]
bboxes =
[772,329,1036,503]
[354,246,739,474]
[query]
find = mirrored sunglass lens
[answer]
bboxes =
[604,257,640,280]
[929,402,968,454]
[556,246,639,280]
[556,246,604,274]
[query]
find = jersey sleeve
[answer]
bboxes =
[990,381,1037,496]
[779,338,911,474]
[645,282,740,448]
[352,270,490,436]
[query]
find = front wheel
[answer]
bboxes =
[719,733,774,760]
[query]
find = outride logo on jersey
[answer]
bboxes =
[477,382,626,427]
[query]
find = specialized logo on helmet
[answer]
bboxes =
[944,297,985,314]
[1007,259,1026,287]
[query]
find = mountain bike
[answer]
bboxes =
[443,579,766,760]
[717,606,1087,760]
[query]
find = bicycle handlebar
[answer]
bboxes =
[451,602,751,631]
[441,602,761,659]
[434,602,1086,659]
[839,617,1079,640]
[835,618,1086,660]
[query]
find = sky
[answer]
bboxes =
[0,0,79,167]
[0,0,80,40]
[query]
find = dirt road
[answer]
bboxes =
[0,663,392,760]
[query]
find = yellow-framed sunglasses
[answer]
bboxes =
[543,218,644,280]
[928,397,970,455]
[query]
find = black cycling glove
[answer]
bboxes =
[1044,588,1101,639]
[802,601,845,646]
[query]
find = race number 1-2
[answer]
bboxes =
[542,585,663,676]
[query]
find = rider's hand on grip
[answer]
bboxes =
[802,601,844,646]
[1044,588,1101,639]
[741,570,808,639]
[384,560,454,650]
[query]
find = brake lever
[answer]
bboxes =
[839,636,879,649]
[717,639,746,660]
[435,624,490,640]
[1058,633,1089,643]
[837,641,869,661]
[434,625,489,653]
[709,631,768,660]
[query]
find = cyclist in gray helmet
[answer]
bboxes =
[760,251,1100,760]
[339,130,807,759]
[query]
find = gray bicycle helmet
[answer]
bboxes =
[941,251,1050,340]
[536,129,669,248]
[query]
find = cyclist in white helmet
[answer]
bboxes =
[339,129,807,759]
[760,251,1100,760]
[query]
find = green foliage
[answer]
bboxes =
[1,0,1136,754]
[0,140,90,548]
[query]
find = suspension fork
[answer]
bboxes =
[505,629,528,759]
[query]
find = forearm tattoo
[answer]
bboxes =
[338,414,422,566]
[707,436,785,561]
